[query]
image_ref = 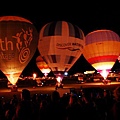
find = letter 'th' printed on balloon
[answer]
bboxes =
[83,29,120,79]
[0,16,39,85]
[38,21,85,79]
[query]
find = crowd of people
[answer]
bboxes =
[0,86,120,120]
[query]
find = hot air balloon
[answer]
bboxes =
[0,16,39,89]
[38,21,85,82]
[83,29,120,80]
[36,55,51,77]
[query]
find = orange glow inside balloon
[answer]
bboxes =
[92,61,115,79]
[83,29,120,80]
[0,16,39,85]
[6,72,20,85]
[98,69,110,80]
[36,56,51,76]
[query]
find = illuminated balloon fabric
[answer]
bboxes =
[0,16,39,85]
[36,55,51,76]
[83,29,120,79]
[38,21,85,77]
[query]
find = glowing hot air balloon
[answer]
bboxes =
[0,16,39,86]
[83,29,120,80]
[38,21,85,80]
[36,55,51,77]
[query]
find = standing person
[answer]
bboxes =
[66,93,84,120]
[109,86,120,120]
[46,90,67,120]
[12,89,34,120]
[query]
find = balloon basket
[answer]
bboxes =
[10,85,18,92]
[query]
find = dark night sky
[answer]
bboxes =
[0,1,120,77]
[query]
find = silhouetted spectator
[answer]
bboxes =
[109,86,120,120]
[81,89,99,120]
[46,90,67,120]
[38,99,48,120]
[66,93,84,120]
[12,89,34,120]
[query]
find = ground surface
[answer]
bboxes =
[0,81,120,101]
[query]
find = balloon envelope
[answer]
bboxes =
[36,55,51,76]
[83,29,120,79]
[0,16,39,85]
[38,21,85,78]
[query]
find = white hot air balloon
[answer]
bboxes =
[38,21,85,81]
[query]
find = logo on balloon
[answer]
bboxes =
[19,47,30,64]
[56,42,83,51]
[0,27,33,64]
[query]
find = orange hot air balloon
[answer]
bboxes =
[0,16,39,85]
[38,21,85,79]
[36,55,51,77]
[83,29,120,80]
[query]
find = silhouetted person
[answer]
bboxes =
[38,99,48,120]
[12,89,34,120]
[109,86,120,120]
[66,94,84,120]
[46,90,67,120]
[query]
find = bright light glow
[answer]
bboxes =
[41,68,51,77]
[99,69,109,80]
[9,74,14,85]
[84,70,95,74]
[64,72,68,76]
[6,72,20,85]
[92,61,114,79]
[92,62,114,70]
[33,73,37,80]
[44,73,48,77]
[56,76,62,83]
